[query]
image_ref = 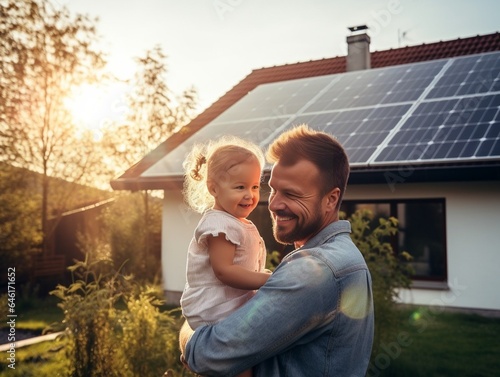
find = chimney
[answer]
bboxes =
[346,25,371,72]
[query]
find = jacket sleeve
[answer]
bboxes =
[184,251,338,376]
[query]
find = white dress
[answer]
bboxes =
[181,209,267,329]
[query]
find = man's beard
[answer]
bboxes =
[272,206,323,246]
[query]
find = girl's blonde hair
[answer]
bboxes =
[183,136,265,213]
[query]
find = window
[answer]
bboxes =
[341,199,447,284]
[251,195,447,285]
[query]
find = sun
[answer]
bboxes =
[65,82,129,139]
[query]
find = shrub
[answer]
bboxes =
[51,257,125,377]
[344,209,413,357]
[120,288,181,376]
[51,257,188,376]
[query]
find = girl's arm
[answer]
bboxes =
[208,234,270,290]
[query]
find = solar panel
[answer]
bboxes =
[210,75,333,125]
[304,60,445,112]
[142,51,500,177]
[293,105,411,164]
[372,52,500,164]
[427,52,500,98]
[142,117,290,177]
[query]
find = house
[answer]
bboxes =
[111,30,500,313]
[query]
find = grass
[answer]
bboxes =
[0,338,69,376]
[14,296,64,333]
[375,306,500,377]
[0,296,67,376]
[1,298,499,377]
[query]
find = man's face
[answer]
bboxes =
[268,160,337,247]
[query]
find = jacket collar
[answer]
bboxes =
[301,220,351,250]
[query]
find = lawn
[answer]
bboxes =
[377,306,500,377]
[0,295,67,376]
[11,295,63,333]
[0,339,69,377]
[1,298,499,377]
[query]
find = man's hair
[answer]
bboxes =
[266,124,350,207]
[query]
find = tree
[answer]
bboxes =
[103,45,197,276]
[0,0,106,253]
[98,193,162,281]
[0,164,42,284]
[104,45,197,172]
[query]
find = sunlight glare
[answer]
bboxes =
[65,82,129,140]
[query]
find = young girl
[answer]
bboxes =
[180,136,271,377]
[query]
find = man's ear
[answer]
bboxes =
[324,187,341,211]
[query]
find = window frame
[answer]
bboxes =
[341,198,448,288]
[252,194,448,289]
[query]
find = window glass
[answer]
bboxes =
[397,201,446,280]
[341,199,447,282]
[252,197,447,282]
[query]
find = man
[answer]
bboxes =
[180,124,374,376]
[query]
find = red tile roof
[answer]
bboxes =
[111,32,500,190]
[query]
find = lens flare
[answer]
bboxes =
[340,285,372,320]
[410,310,422,322]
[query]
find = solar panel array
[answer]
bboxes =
[143,51,500,177]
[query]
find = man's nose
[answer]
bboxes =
[268,193,284,211]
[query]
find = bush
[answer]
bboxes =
[51,257,189,377]
[99,193,163,282]
[51,258,125,377]
[120,289,180,376]
[344,209,413,358]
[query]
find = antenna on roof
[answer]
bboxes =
[348,25,368,33]
[398,28,413,47]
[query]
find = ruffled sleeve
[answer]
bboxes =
[195,210,243,247]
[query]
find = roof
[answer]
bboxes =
[111,32,500,191]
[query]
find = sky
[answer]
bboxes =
[58,0,500,114]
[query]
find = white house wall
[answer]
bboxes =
[162,190,201,304]
[162,180,500,312]
[346,180,500,312]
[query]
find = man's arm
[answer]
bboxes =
[183,254,338,376]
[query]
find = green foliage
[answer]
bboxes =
[343,209,413,357]
[51,257,128,377]
[0,165,41,284]
[103,45,198,174]
[50,256,189,377]
[99,192,162,281]
[120,288,181,376]
[266,250,281,271]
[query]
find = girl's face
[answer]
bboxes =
[209,157,261,220]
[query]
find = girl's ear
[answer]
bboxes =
[207,181,218,197]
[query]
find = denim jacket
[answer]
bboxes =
[184,220,374,377]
